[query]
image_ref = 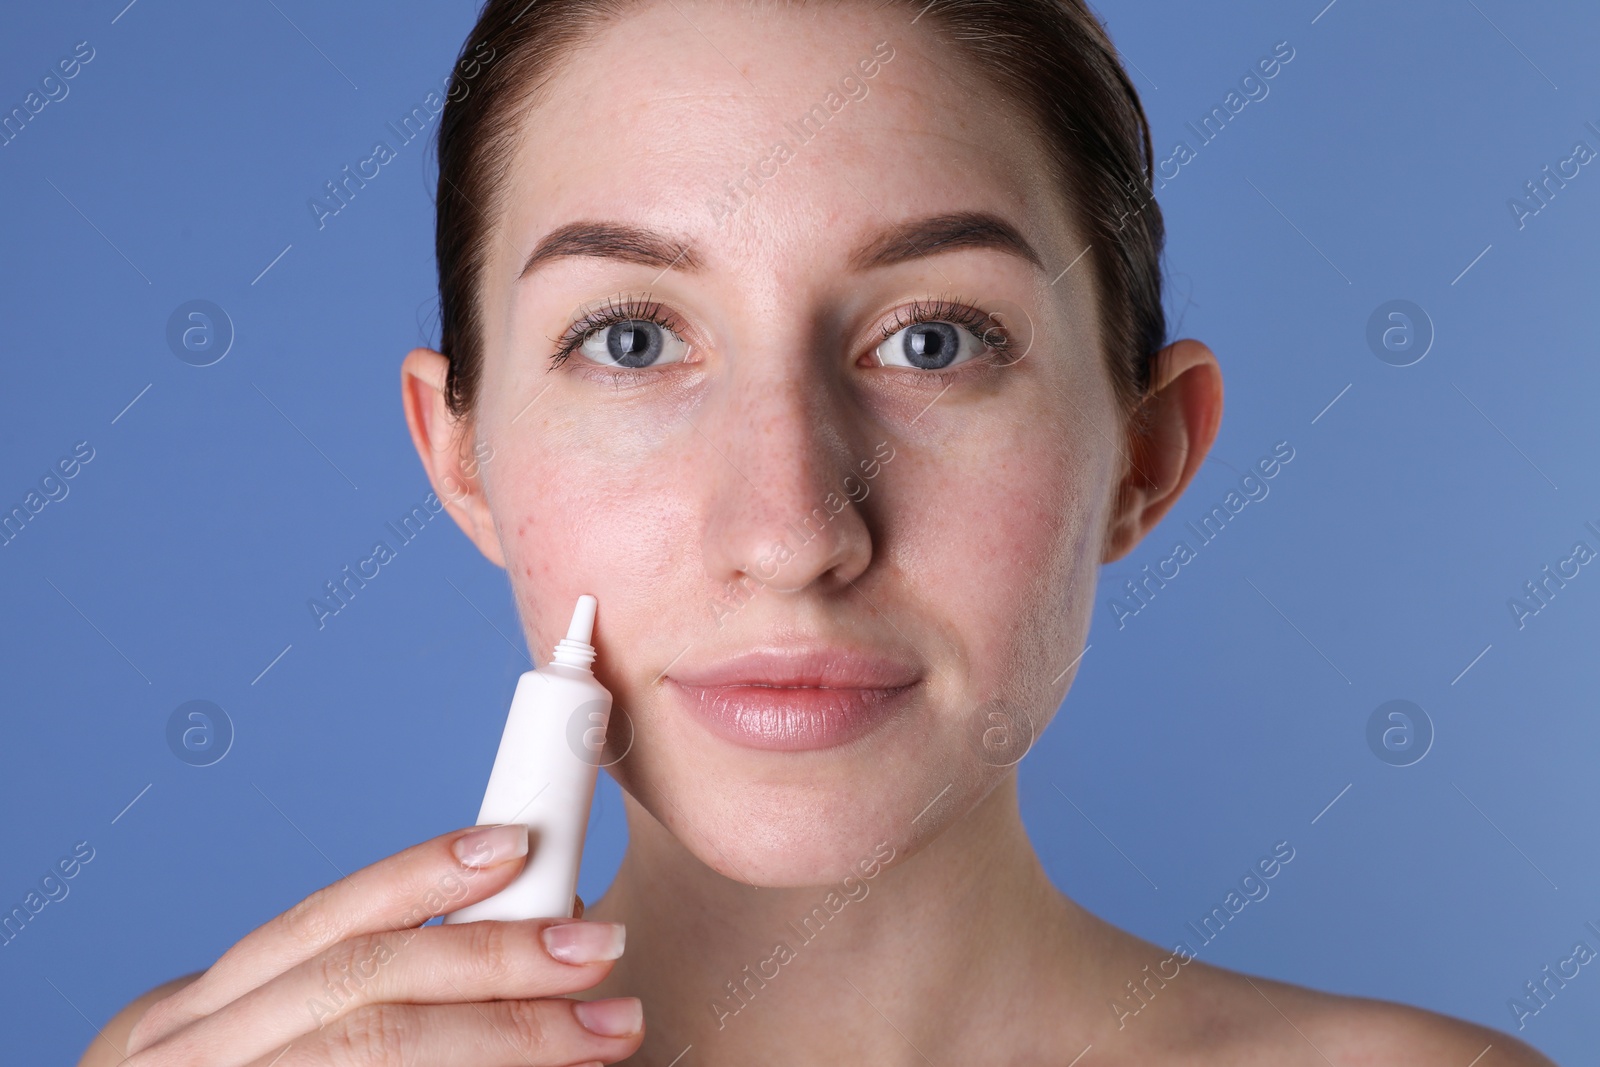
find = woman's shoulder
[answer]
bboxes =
[1123,953,1558,1066]
[76,971,203,1067]
[1065,917,1557,1066]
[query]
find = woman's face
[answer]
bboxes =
[415,0,1137,885]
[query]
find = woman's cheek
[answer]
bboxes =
[493,444,697,648]
[897,436,1091,693]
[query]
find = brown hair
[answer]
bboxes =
[433,0,1165,423]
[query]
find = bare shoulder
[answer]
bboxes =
[1189,963,1559,1066]
[1086,921,1558,1067]
[1292,982,1558,1067]
[76,971,203,1067]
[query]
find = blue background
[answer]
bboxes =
[2,0,1596,1062]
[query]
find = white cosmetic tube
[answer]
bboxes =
[444,595,613,922]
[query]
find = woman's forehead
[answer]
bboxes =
[487,0,1070,281]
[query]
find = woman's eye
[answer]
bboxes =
[874,321,984,371]
[576,320,690,369]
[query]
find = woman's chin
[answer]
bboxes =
[608,692,1006,885]
[622,766,966,888]
[689,823,905,889]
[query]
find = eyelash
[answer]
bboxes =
[548,295,681,369]
[874,295,1014,366]
[546,293,1012,370]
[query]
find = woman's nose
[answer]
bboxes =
[694,370,875,600]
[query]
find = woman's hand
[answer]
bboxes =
[87,824,642,1066]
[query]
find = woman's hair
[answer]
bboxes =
[433,0,1166,426]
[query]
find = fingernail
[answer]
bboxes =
[573,996,642,1037]
[452,824,529,868]
[542,921,626,964]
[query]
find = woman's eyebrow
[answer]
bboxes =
[517,210,1043,280]
[846,211,1045,272]
[519,222,703,279]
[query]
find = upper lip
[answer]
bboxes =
[666,645,923,690]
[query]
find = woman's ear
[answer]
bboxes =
[1101,338,1223,564]
[400,347,507,568]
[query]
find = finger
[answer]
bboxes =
[574,894,585,919]
[129,824,530,1054]
[241,996,644,1067]
[147,919,626,1067]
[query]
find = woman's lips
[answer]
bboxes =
[666,648,921,751]
[670,681,917,751]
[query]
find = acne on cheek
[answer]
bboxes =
[493,450,687,630]
[511,518,560,599]
[488,386,1092,697]
[485,450,573,586]
[888,442,1085,686]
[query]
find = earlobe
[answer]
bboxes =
[399,347,507,568]
[1100,338,1223,564]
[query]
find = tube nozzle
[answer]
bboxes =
[553,594,599,670]
[566,594,597,644]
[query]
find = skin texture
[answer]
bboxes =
[79,2,1557,1065]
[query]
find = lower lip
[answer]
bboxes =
[667,680,917,751]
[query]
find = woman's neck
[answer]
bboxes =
[587,774,1119,1065]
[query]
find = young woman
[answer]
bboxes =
[82,1,1555,1063]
